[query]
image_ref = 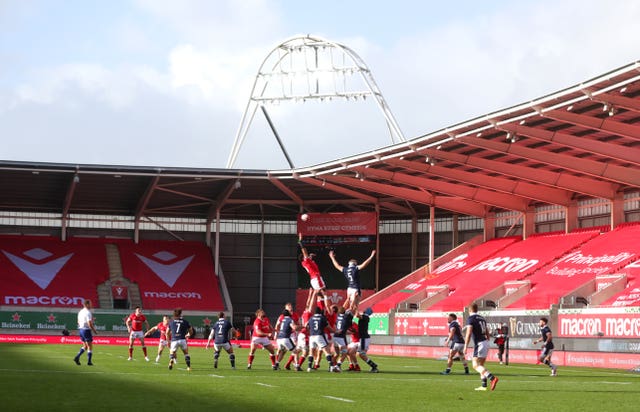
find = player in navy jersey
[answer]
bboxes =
[274,303,300,370]
[355,307,379,372]
[441,313,469,375]
[533,317,557,376]
[463,303,498,391]
[333,306,354,371]
[328,249,376,312]
[167,308,194,371]
[206,312,236,369]
[307,306,335,372]
[274,309,298,370]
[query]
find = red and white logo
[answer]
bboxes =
[2,248,73,289]
[135,251,194,287]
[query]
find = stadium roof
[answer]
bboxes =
[1,61,639,223]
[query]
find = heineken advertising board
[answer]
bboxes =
[0,311,219,336]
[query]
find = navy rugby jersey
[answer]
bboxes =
[276,316,295,339]
[213,318,233,344]
[540,325,554,349]
[466,313,488,344]
[169,318,191,341]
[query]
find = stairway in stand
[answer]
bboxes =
[96,243,142,309]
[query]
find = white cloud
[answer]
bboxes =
[371,0,640,138]
[167,43,262,111]
[2,0,640,170]
[133,0,282,49]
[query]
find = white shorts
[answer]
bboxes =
[449,342,465,354]
[170,339,188,353]
[296,332,308,350]
[348,341,360,351]
[158,339,168,348]
[333,336,348,349]
[214,342,232,352]
[310,334,328,350]
[347,287,360,299]
[277,337,295,351]
[473,340,490,359]
[310,277,326,290]
[251,336,272,347]
[129,331,144,340]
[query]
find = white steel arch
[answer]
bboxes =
[226,34,406,169]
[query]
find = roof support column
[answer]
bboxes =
[429,206,435,273]
[452,215,459,249]
[565,201,579,233]
[410,215,418,272]
[611,191,626,229]
[205,218,212,247]
[214,209,221,275]
[484,212,496,241]
[375,203,381,291]
[523,206,536,239]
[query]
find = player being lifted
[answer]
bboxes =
[328,248,376,312]
[298,233,327,309]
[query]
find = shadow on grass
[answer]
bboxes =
[0,343,290,412]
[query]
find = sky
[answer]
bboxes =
[1,0,640,170]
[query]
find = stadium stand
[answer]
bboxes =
[360,235,480,312]
[0,235,224,312]
[508,225,640,309]
[426,231,599,311]
[0,235,109,308]
[116,239,224,311]
[593,244,640,308]
[381,236,521,312]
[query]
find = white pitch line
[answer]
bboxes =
[207,374,225,378]
[256,382,276,388]
[323,396,355,403]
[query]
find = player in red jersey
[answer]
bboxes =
[247,308,276,370]
[144,315,169,363]
[126,306,150,361]
[346,322,361,371]
[293,304,313,371]
[298,233,327,308]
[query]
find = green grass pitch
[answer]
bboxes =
[1,343,638,411]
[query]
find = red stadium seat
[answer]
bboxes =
[508,225,640,309]
[428,231,599,311]
[115,239,224,311]
[370,237,520,312]
[0,235,109,308]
